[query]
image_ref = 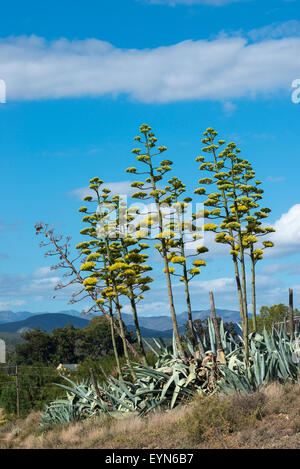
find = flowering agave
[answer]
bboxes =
[127,124,186,359]
[160,176,209,354]
[193,128,276,365]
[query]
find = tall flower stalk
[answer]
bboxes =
[128,124,185,359]
[193,128,275,364]
[165,176,208,355]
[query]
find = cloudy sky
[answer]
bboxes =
[0,0,299,316]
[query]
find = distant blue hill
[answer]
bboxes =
[121,309,241,331]
[0,309,81,324]
[0,308,241,336]
[0,313,89,334]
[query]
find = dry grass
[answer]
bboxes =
[1,381,300,449]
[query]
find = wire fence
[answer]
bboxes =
[272,316,300,335]
[0,365,72,418]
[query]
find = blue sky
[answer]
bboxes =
[0,0,299,316]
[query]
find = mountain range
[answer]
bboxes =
[0,308,240,337]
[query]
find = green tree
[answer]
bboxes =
[0,366,66,417]
[15,328,56,365]
[77,315,135,361]
[184,318,238,344]
[52,324,79,364]
[249,303,300,333]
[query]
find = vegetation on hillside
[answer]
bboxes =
[1,381,300,449]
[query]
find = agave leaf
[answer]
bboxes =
[170,378,186,409]
[142,338,160,357]
[207,318,216,354]
[184,372,196,387]
[160,374,176,400]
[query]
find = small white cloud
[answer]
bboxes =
[33,266,52,278]
[0,299,26,310]
[266,204,300,258]
[266,176,286,183]
[70,181,135,200]
[87,148,102,154]
[189,276,236,293]
[248,20,300,41]
[136,301,172,316]
[259,263,300,276]
[222,101,237,115]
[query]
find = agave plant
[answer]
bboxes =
[40,320,300,425]
[218,326,300,394]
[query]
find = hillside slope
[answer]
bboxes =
[1,381,300,449]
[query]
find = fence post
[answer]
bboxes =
[289,288,294,339]
[15,365,20,418]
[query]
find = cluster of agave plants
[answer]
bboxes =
[40,319,300,426]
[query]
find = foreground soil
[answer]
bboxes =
[0,382,300,449]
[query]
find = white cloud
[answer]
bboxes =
[32,266,52,278]
[0,271,65,301]
[70,181,135,200]
[188,276,236,293]
[259,263,300,276]
[1,34,300,103]
[135,301,172,316]
[248,20,300,41]
[266,204,300,258]
[222,101,237,115]
[266,176,286,183]
[185,231,228,259]
[0,299,26,310]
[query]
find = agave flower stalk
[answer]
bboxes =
[127,124,185,359]
[108,297,123,379]
[194,129,247,357]
[103,238,134,374]
[164,176,207,355]
[193,128,272,364]
[110,197,153,365]
[238,167,275,332]
[227,151,250,361]
[119,237,150,365]
[84,184,136,375]
[101,254,123,379]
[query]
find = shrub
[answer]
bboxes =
[180,392,266,443]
